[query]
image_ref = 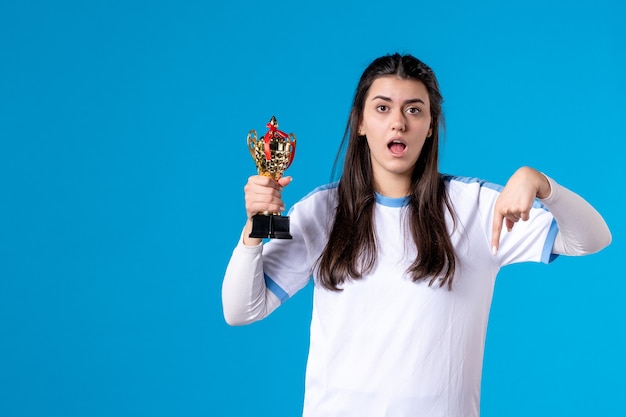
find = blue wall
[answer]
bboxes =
[1,1,623,416]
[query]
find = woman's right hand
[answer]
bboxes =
[242,175,292,245]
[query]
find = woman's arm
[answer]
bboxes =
[221,175,292,325]
[221,233,281,326]
[491,166,611,256]
[539,176,612,256]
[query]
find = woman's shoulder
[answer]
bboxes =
[299,181,340,202]
[287,181,339,215]
[286,182,339,231]
[442,173,504,196]
[441,173,506,211]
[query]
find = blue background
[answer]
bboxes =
[1,1,623,416]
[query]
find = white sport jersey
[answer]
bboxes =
[260,175,558,417]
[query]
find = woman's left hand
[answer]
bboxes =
[491,166,551,255]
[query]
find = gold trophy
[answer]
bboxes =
[247,116,296,239]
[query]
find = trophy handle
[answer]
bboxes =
[247,129,257,160]
[286,133,296,168]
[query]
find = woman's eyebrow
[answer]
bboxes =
[370,95,426,105]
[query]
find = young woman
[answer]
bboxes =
[222,53,611,417]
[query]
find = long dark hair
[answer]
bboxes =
[316,53,457,290]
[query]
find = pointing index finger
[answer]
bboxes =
[491,210,504,256]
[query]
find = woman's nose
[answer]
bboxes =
[391,116,406,131]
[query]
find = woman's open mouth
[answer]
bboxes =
[387,139,407,156]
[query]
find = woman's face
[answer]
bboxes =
[359,76,432,197]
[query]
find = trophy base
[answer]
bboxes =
[249,214,292,239]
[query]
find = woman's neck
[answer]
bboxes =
[373,174,411,198]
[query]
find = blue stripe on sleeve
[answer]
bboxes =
[541,218,560,264]
[264,274,290,303]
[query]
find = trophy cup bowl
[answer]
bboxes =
[247,116,296,239]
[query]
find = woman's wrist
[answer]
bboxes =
[536,172,552,200]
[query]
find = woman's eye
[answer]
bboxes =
[407,107,421,114]
[376,105,388,112]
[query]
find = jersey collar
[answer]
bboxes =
[375,193,410,207]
